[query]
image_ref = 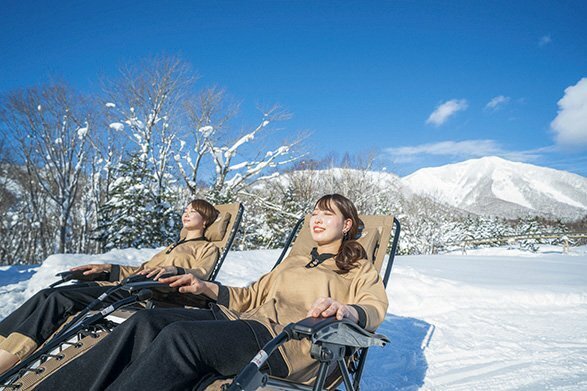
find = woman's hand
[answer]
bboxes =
[139,266,177,280]
[158,274,206,294]
[307,297,359,323]
[70,263,112,276]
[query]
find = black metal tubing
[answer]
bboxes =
[0,289,153,385]
[351,348,368,390]
[227,327,293,391]
[209,203,245,281]
[272,216,305,270]
[312,362,329,391]
[52,284,121,341]
[383,217,401,288]
[337,359,355,391]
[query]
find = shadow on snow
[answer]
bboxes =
[361,314,433,390]
[0,265,38,287]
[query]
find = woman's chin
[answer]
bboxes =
[182,225,203,232]
[312,236,333,246]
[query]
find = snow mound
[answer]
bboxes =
[24,248,161,298]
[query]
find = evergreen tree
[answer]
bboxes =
[95,154,181,250]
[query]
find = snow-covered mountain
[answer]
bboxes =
[402,156,587,219]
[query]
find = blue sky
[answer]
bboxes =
[1,0,586,176]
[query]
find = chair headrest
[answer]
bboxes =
[180,211,232,243]
[357,227,381,262]
[288,215,381,262]
[204,211,232,242]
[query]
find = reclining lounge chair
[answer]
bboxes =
[0,203,244,390]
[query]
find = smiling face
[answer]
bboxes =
[181,204,205,231]
[309,200,352,247]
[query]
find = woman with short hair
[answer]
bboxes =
[0,199,220,375]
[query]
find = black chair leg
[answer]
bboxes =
[338,359,356,391]
[312,362,330,391]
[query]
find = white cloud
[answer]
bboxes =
[485,95,511,110]
[550,78,587,147]
[426,99,468,126]
[385,140,500,162]
[539,35,552,47]
[384,140,545,163]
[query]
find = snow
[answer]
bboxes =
[1,245,586,390]
[529,177,586,209]
[125,118,144,130]
[109,122,124,132]
[198,126,214,137]
[491,169,534,209]
[77,126,88,139]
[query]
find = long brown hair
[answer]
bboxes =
[314,194,367,274]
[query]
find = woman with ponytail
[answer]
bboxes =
[37,194,389,390]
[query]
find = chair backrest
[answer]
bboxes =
[274,214,400,286]
[180,202,244,281]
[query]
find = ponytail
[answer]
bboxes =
[334,239,367,274]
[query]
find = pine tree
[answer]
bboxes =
[95,154,180,250]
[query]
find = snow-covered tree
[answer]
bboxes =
[102,56,193,190]
[205,106,302,203]
[0,84,93,254]
[95,57,192,248]
[175,87,237,195]
[95,154,181,250]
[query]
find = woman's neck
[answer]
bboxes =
[184,229,204,240]
[317,239,342,255]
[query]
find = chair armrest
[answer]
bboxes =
[121,274,150,284]
[55,270,110,282]
[121,273,176,285]
[120,281,213,308]
[120,280,175,293]
[291,317,389,348]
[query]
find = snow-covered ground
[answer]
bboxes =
[1,245,586,390]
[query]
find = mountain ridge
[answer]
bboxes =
[401,156,587,219]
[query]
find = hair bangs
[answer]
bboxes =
[314,195,336,214]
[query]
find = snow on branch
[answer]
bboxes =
[208,108,302,197]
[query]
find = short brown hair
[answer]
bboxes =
[190,199,220,230]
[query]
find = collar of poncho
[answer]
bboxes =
[166,236,207,254]
[306,247,336,268]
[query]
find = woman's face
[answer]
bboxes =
[182,205,205,231]
[309,203,352,245]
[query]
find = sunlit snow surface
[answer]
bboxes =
[1,246,586,390]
